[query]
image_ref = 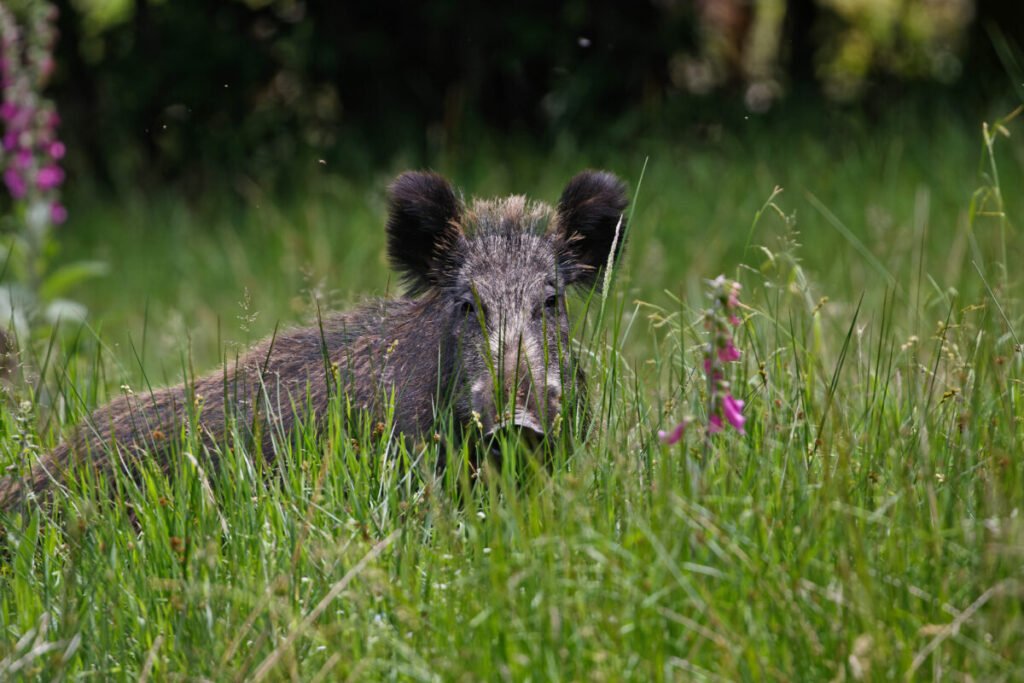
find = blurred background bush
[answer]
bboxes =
[31,0,1023,194]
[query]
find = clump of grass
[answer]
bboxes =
[0,113,1022,679]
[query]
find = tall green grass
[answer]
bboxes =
[0,109,1022,679]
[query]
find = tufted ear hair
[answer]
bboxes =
[549,170,629,288]
[386,171,464,294]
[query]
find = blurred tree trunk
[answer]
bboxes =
[133,0,161,174]
[782,0,818,87]
[54,0,112,188]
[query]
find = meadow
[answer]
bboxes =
[1,104,1022,680]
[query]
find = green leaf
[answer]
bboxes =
[38,261,109,301]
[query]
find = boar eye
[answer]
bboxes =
[545,294,558,309]
[459,296,487,321]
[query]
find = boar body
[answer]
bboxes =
[0,170,627,508]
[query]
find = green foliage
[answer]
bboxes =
[48,0,1023,189]
[0,0,106,352]
[0,204,107,343]
[814,0,974,99]
[54,0,699,188]
[0,111,1023,679]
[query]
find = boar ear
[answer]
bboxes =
[550,170,628,287]
[386,171,463,294]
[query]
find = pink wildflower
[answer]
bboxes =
[707,415,723,433]
[47,140,63,158]
[50,201,66,224]
[37,56,54,80]
[3,167,25,198]
[705,276,749,436]
[36,163,63,189]
[722,394,746,433]
[658,419,690,445]
[664,275,750,444]
[718,339,741,362]
[0,101,15,120]
[727,282,741,310]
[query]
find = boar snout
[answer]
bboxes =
[484,412,547,459]
[476,327,560,457]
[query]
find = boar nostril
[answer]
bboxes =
[515,423,545,449]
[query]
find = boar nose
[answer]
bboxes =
[501,333,541,400]
[485,414,546,458]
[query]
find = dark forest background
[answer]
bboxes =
[47,0,1024,195]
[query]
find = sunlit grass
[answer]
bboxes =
[1,110,1022,679]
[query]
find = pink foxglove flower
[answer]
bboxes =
[660,275,748,444]
[707,415,723,433]
[658,419,690,445]
[722,394,746,433]
[702,276,747,435]
[1,1,66,219]
[3,166,25,198]
[718,339,741,362]
[36,164,63,190]
[50,201,66,224]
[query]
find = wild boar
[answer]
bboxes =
[0,170,627,508]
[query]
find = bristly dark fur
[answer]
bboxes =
[0,170,629,511]
[550,170,629,287]
[386,172,463,295]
